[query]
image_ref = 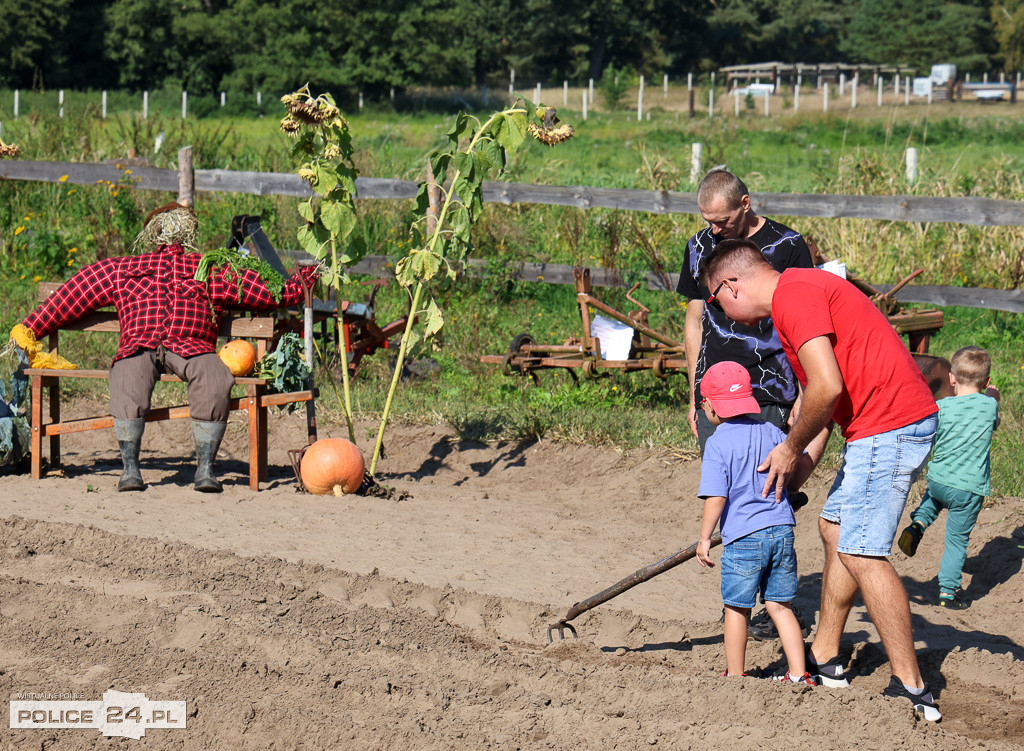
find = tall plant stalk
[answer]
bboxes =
[280,86,365,443]
[368,102,574,474]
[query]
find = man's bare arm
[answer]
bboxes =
[684,299,704,438]
[758,335,843,499]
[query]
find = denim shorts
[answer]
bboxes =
[720,525,797,609]
[822,414,937,556]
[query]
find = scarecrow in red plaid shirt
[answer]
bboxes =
[14,203,319,493]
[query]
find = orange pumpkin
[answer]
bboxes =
[300,438,365,496]
[218,339,257,376]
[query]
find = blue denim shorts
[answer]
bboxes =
[720,525,797,609]
[822,414,937,556]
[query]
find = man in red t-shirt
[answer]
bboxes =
[700,238,942,722]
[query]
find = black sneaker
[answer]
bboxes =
[898,522,924,557]
[938,593,968,609]
[881,675,941,722]
[748,605,811,640]
[807,649,850,688]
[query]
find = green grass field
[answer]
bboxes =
[1,101,1022,493]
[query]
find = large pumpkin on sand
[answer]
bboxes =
[219,340,257,376]
[301,438,365,495]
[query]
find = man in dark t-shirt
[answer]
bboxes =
[677,170,813,452]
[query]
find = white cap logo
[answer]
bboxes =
[729,384,741,392]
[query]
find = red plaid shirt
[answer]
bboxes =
[24,244,319,363]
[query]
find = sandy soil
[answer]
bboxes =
[1,400,1022,749]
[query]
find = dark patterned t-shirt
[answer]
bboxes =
[676,218,813,406]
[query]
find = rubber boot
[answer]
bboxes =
[114,418,145,492]
[192,420,227,493]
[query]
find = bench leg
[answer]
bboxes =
[48,377,61,468]
[30,375,43,479]
[247,388,260,491]
[258,401,269,483]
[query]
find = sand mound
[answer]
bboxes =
[1,406,1022,748]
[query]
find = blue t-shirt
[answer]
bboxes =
[698,417,796,544]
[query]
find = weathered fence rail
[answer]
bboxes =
[4,159,1024,312]
[4,159,1024,226]
[304,252,1024,314]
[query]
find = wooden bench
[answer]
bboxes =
[25,282,314,490]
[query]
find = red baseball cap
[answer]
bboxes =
[702,361,760,418]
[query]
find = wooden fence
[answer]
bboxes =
[4,157,1024,312]
[4,157,1024,227]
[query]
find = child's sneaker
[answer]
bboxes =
[881,675,942,722]
[719,670,748,677]
[806,649,850,688]
[748,605,811,640]
[771,670,815,686]
[897,522,925,557]
[938,592,968,609]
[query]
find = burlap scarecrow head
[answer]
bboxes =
[132,202,198,253]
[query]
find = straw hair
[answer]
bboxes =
[132,203,198,253]
[950,346,991,389]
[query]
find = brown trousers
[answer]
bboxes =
[109,347,235,422]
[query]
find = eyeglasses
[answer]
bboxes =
[706,277,738,310]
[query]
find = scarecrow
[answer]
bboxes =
[10,203,319,492]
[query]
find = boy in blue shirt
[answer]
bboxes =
[696,360,827,683]
[898,346,1000,609]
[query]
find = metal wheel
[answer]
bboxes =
[509,333,534,353]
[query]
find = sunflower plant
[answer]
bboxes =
[369,100,574,473]
[280,85,366,441]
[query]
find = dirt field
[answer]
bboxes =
[2,400,1022,749]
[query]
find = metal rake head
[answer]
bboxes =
[546,621,578,644]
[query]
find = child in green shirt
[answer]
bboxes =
[898,346,1000,608]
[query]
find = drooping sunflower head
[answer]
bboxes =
[527,121,575,147]
[0,137,20,158]
[280,85,344,133]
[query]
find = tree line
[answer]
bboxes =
[1,0,1021,102]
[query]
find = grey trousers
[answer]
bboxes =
[109,347,235,422]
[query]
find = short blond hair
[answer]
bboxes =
[698,238,770,288]
[950,346,991,389]
[697,170,749,211]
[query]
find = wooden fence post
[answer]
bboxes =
[690,143,703,185]
[906,147,918,185]
[181,91,187,120]
[637,75,644,121]
[13,90,18,119]
[178,146,195,208]
[143,91,148,119]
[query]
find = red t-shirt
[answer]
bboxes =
[771,268,936,441]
